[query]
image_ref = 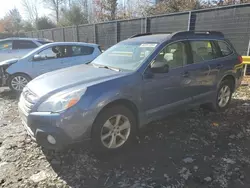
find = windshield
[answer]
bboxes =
[91,42,158,71]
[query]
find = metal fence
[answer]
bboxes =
[25,3,250,55]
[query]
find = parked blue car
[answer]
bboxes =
[18,31,244,152]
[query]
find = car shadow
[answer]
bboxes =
[0,88,20,100]
[42,97,250,188]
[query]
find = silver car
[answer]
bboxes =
[0,42,102,92]
[0,37,52,62]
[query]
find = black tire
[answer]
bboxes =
[91,105,137,153]
[206,79,234,112]
[8,73,31,93]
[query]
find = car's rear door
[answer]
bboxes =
[182,40,221,104]
[62,45,97,67]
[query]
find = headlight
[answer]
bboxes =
[37,88,87,112]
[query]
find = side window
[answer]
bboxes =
[0,40,12,51]
[152,42,187,70]
[37,47,59,60]
[13,40,38,49]
[217,41,233,57]
[190,41,218,63]
[72,46,94,56]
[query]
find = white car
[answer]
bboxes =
[0,42,102,92]
[0,37,52,62]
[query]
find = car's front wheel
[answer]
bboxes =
[8,73,31,93]
[91,105,136,152]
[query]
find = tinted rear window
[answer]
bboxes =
[216,41,233,57]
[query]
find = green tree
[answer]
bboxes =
[36,17,56,30]
[60,4,88,26]
[22,21,34,31]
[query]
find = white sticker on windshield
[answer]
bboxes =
[140,43,157,48]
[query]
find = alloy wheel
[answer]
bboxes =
[217,85,231,108]
[101,114,131,149]
[11,76,28,91]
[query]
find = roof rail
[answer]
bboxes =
[171,30,224,39]
[130,33,153,38]
[129,32,172,38]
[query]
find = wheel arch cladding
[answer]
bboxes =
[221,75,235,91]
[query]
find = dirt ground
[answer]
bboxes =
[1,81,250,188]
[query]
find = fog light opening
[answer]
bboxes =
[47,135,56,145]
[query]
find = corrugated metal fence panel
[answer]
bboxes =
[38,31,43,38]
[78,24,95,43]
[119,19,145,41]
[194,6,250,55]
[53,28,64,42]
[25,32,33,38]
[149,13,189,33]
[96,22,116,49]
[32,31,39,38]
[64,27,77,42]
[43,30,53,40]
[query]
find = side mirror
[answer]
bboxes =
[151,60,169,73]
[33,54,42,61]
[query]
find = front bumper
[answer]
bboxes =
[18,105,93,150]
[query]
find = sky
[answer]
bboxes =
[0,0,23,19]
[0,0,49,20]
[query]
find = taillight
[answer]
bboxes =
[238,56,243,64]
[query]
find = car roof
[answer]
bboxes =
[122,31,225,44]
[0,37,50,41]
[39,42,100,48]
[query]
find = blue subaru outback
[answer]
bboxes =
[18,31,244,152]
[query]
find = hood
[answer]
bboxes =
[0,58,19,66]
[27,64,129,97]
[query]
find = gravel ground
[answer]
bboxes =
[1,84,250,188]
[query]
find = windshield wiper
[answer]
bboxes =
[93,64,120,72]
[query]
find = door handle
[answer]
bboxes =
[181,71,189,77]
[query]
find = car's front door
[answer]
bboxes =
[32,46,66,77]
[142,41,193,121]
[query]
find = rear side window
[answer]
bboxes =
[72,46,94,56]
[190,41,218,63]
[0,40,12,51]
[13,40,38,49]
[217,41,233,57]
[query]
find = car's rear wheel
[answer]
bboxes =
[205,79,233,112]
[8,73,31,93]
[91,105,136,152]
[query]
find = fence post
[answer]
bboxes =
[247,39,250,56]
[145,17,149,33]
[76,25,80,42]
[187,11,192,31]
[62,28,65,42]
[188,11,196,31]
[51,29,54,41]
[115,21,119,43]
[94,24,97,44]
